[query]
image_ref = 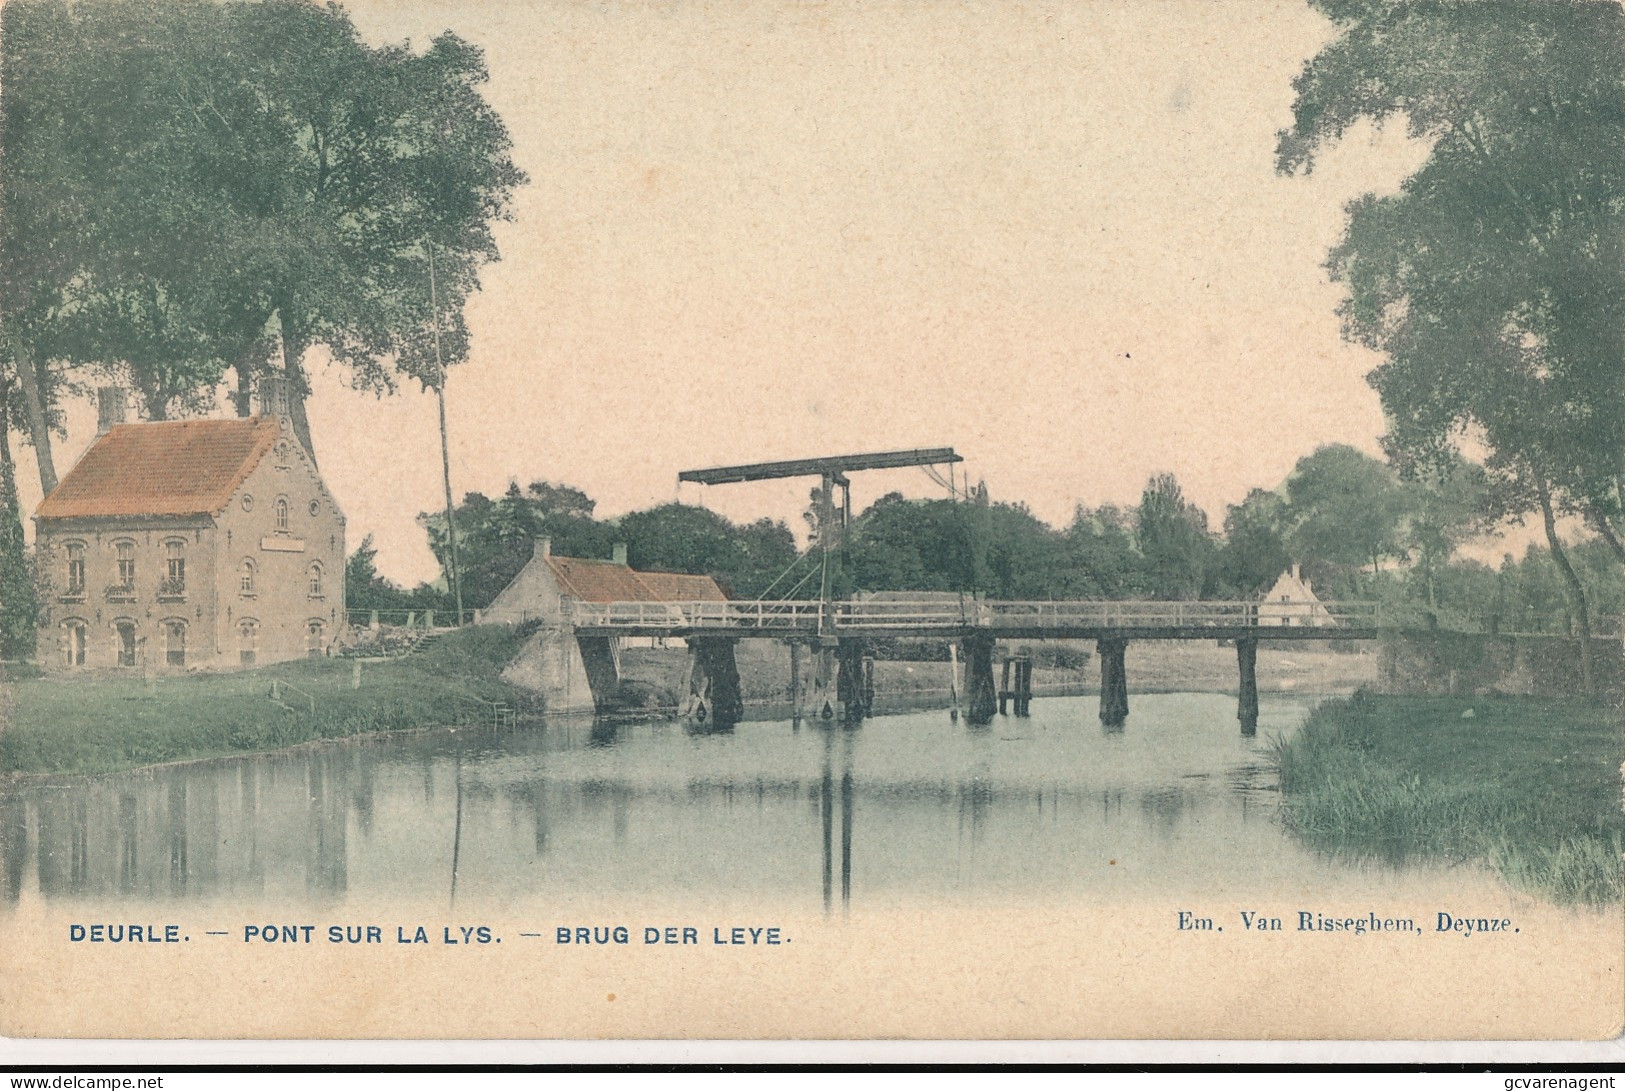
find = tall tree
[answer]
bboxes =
[0,377,37,660]
[0,0,526,472]
[1216,488,1292,598]
[1281,445,1408,583]
[1277,0,1625,690]
[1135,472,1213,600]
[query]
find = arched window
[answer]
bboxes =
[239,558,256,595]
[163,619,186,667]
[113,540,135,591]
[275,497,290,531]
[63,619,87,668]
[238,619,259,667]
[64,542,86,597]
[305,619,326,658]
[308,562,324,598]
[161,540,186,597]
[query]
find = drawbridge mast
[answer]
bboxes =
[678,447,963,632]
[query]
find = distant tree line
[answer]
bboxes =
[361,445,1594,627]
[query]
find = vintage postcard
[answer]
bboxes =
[0,0,1620,1045]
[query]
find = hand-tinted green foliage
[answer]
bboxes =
[1135,473,1216,600]
[1278,0,1625,565]
[0,0,526,452]
[0,382,36,660]
[417,482,613,609]
[344,534,417,612]
[1213,488,1292,599]
[1281,445,1409,581]
[619,504,798,600]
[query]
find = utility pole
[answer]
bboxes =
[429,242,465,626]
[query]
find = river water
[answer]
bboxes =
[0,693,1499,911]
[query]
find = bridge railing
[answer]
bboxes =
[569,599,828,630]
[569,598,1382,631]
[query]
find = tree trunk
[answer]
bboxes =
[133,372,168,421]
[235,356,254,417]
[0,383,39,661]
[276,310,318,464]
[1590,507,1625,566]
[1537,478,1596,698]
[11,351,56,496]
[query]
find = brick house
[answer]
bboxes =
[34,406,346,672]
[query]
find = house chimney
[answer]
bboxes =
[1291,563,1301,582]
[256,374,291,419]
[611,542,628,566]
[534,536,552,561]
[96,387,127,435]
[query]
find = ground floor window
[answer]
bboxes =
[163,620,186,667]
[64,620,87,667]
[114,620,137,668]
[239,619,259,666]
[306,619,325,658]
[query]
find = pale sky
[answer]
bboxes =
[17,0,1460,585]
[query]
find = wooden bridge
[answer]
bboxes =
[571,597,1380,640]
[566,597,1377,732]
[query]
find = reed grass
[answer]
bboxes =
[1274,691,1624,904]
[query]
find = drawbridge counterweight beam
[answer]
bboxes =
[678,447,961,486]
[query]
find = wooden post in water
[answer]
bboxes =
[948,642,962,720]
[861,656,876,717]
[686,637,744,726]
[999,657,1013,715]
[815,638,838,720]
[789,640,803,718]
[1236,637,1259,735]
[836,639,867,723]
[965,634,998,725]
[1015,655,1032,716]
[1098,638,1129,726]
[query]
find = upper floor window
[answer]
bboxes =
[275,497,290,531]
[113,540,135,590]
[64,542,86,597]
[308,562,324,598]
[239,558,257,595]
[161,540,186,597]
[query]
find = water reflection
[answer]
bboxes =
[0,694,1466,910]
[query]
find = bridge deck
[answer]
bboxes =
[568,599,1379,641]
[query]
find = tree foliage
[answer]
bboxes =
[1278,0,1625,687]
[1135,473,1215,600]
[0,0,526,480]
[1281,444,1408,580]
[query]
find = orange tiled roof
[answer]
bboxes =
[636,571,728,602]
[35,418,281,520]
[546,556,727,603]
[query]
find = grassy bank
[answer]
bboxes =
[1,626,539,777]
[1275,692,1624,904]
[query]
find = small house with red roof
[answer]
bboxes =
[485,538,727,713]
[35,396,345,671]
[485,538,727,627]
